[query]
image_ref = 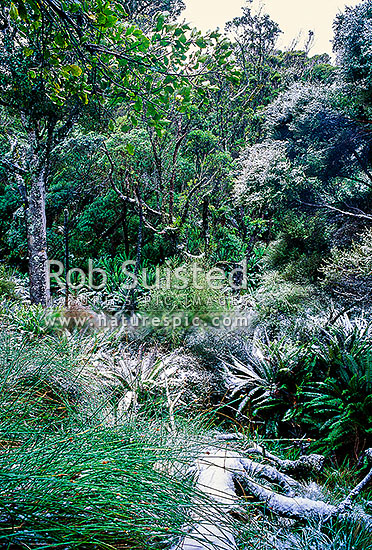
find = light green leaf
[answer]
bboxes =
[69,64,83,77]
[126,143,135,156]
[9,2,18,19]
[156,14,165,31]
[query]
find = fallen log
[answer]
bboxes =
[243,442,325,476]
[173,445,372,549]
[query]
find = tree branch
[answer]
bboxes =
[298,199,372,221]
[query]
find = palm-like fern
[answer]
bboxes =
[223,338,310,422]
[302,320,372,457]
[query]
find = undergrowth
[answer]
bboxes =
[1,300,372,549]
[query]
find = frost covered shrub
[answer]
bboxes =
[223,334,318,438]
[253,270,314,318]
[240,517,372,550]
[322,227,372,301]
[234,82,367,221]
[234,140,305,214]
[184,322,255,366]
[263,82,336,139]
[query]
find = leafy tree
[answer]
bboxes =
[333,0,372,107]
[123,0,185,20]
[211,6,283,150]
[0,0,233,304]
[226,4,282,86]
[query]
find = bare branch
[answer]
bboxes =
[298,199,372,221]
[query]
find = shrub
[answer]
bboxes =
[234,139,305,215]
[253,270,315,317]
[263,236,323,283]
[138,259,232,345]
[322,228,372,302]
[240,516,372,550]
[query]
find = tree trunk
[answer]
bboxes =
[26,166,51,306]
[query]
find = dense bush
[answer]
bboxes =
[322,227,372,301]
[138,259,232,345]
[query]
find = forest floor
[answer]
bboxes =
[1,283,372,550]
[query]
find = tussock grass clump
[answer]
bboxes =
[0,332,93,432]
[253,270,315,318]
[0,265,16,300]
[239,516,372,550]
[0,327,232,549]
[0,420,205,549]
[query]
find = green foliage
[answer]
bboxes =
[0,427,195,548]
[253,270,315,317]
[3,0,372,545]
[301,322,372,456]
[224,337,313,436]
[2,0,231,120]
[86,253,156,311]
[0,332,90,429]
[307,62,337,83]
[2,302,64,336]
[0,330,217,549]
[322,227,372,300]
[224,315,372,455]
[0,265,16,299]
[139,259,232,344]
[263,230,325,284]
